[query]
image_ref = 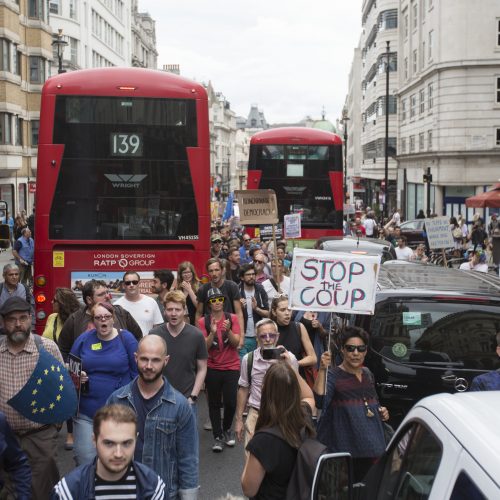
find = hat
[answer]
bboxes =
[211,233,222,243]
[206,288,225,303]
[0,296,31,316]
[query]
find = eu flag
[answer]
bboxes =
[7,349,78,424]
[222,192,234,222]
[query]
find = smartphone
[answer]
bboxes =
[262,347,285,360]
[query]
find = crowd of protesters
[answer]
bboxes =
[0,210,498,499]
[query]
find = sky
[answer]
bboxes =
[138,0,363,124]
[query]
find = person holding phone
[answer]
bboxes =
[198,288,241,452]
[235,319,314,447]
[313,326,389,482]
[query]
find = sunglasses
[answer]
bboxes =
[253,259,265,264]
[124,280,139,286]
[344,344,367,353]
[94,314,113,321]
[212,239,222,244]
[258,333,278,340]
[208,297,224,304]
[243,238,251,242]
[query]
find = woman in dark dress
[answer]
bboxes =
[241,361,315,499]
[270,295,316,370]
[176,260,200,325]
[314,326,389,482]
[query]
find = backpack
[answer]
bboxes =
[204,312,232,348]
[452,227,462,239]
[257,426,327,500]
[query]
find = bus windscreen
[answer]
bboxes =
[50,96,198,241]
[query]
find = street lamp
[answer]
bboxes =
[341,108,350,201]
[52,29,68,74]
[383,40,390,221]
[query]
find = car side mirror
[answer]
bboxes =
[311,452,353,500]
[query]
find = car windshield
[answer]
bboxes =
[368,301,500,370]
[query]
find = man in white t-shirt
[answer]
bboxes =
[114,271,164,336]
[395,236,414,261]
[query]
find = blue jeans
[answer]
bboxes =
[239,336,257,359]
[73,413,96,466]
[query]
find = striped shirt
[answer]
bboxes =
[95,464,137,499]
[0,334,63,432]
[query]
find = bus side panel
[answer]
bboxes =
[246,170,261,190]
[329,171,344,211]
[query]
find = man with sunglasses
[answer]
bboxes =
[234,319,313,446]
[239,234,253,264]
[210,233,227,259]
[58,279,142,359]
[114,271,164,337]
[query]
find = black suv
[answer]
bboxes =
[347,262,500,422]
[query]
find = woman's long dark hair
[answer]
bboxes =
[255,362,315,448]
[269,295,288,324]
[54,287,80,323]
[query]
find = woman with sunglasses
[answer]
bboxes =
[175,261,200,324]
[270,295,317,370]
[69,302,138,465]
[42,287,81,450]
[314,326,389,482]
[198,288,241,452]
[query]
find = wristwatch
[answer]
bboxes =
[189,394,198,402]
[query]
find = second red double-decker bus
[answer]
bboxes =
[33,67,210,332]
[247,127,343,239]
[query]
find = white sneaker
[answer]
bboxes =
[203,420,212,431]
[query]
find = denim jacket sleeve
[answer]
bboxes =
[176,401,199,495]
[1,413,31,499]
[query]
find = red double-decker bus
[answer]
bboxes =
[247,127,343,239]
[33,67,210,332]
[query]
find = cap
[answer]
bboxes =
[211,233,222,243]
[0,296,31,316]
[206,288,225,303]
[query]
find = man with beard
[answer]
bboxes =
[107,335,198,499]
[52,404,166,499]
[238,263,269,358]
[152,269,175,321]
[0,296,63,499]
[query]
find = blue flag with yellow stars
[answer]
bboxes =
[7,349,78,424]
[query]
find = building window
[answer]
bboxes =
[28,0,46,20]
[421,41,426,68]
[404,57,408,80]
[70,0,78,20]
[29,56,45,84]
[69,37,78,65]
[378,9,398,30]
[419,132,425,151]
[496,77,500,103]
[496,128,500,146]
[13,47,21,76]
[401,137,407,153]
[0,113,12,145]
[404,13,409,38]
[420,89,425,113]
[0,39,11,72]
[429,30,434,60]
[428,130,433,150]
[410,94,417,118]
[413,2,418,28]
[49,0,60,14]
[498,20,500,46]
[428,83,434,109]
[413,49,418,74]
[401,98,407,121]
[410,135,416,153]
[15,116,23,146]
[30,120,39,146]
[421,0,426,21]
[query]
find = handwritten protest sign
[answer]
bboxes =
[284,213,302,239]
[68,353,82,414]
[289,249,381,315]
[425,216,454,250]
[234,190,278,225]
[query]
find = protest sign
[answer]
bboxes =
[425,216,454,250]
[284,213,302,239]
[68,353,83,414]
[234,190,278,225]
[259,224,283,241]
[289,248,381,315]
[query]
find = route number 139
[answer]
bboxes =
[110,133,143,157]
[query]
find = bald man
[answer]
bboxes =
[107,335,199,499]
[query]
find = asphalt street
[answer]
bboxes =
[0,249,246,499]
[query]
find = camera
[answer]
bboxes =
[262,347,285,360]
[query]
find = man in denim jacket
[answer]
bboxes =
[108,335,198,499]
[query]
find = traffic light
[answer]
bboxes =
[423,173,433,183]
[214,186,221,200]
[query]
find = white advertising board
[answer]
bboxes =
[289,249,381,315]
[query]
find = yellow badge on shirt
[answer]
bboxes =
[91,342,102,351]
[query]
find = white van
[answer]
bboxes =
[312,392,500,499]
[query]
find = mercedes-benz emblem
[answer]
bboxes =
[454,378,468,392]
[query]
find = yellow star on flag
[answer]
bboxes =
[59,384,63,391]
[32,389,37,395]
[51,365,55,371]
[56,395,61,401]
[44,369,49,375]
[59,375,64,381]
[32,408,38,414]
[37,378,42,385]
[31,400,36,406]
[49,403,55,410]
[56,366,61,372]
